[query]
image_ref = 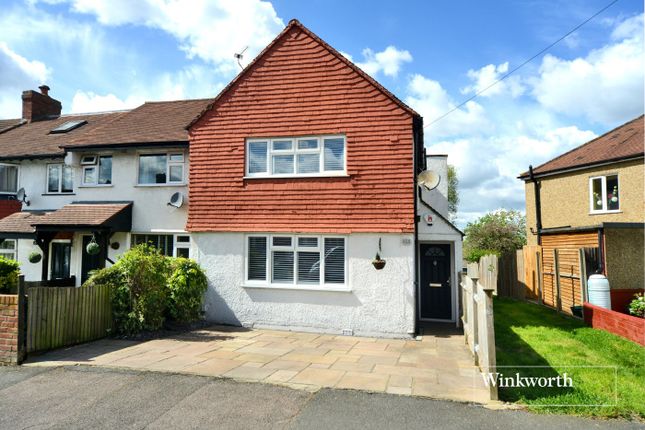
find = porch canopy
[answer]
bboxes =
[0,202,132,281]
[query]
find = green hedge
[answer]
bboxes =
[0,256,20,293]
[85,244,208,335]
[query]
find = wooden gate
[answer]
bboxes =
[26,285,113,353]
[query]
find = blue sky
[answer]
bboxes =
[1,0,643,227]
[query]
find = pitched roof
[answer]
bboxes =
[31,202,132,228]
[0,99,212,159]
[520,115,644,179]
[64,99,211,149]
[186,19,419,130]
[0,212,40,235]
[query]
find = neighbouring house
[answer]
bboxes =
[0,19,462,337]
[0,85,210,285]
[519,115,644,314]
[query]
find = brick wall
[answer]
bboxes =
[583,302,645,346]
[0,200,21,220]
[0,295,20,364]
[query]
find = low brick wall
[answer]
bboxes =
[610,289,643,314]
[583,302,645,346]
[0,295,20,364]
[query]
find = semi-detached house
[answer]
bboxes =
[0,20,463,338]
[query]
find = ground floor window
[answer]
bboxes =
[246,234,346,287]
[0,239,16,260]
[131,233,190,258]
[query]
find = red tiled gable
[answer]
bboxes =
[522,115,644,178]
[187,20,419,233]
[31,203,131,227]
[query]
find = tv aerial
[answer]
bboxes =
[234,46,248,69]
[417,170,441,191]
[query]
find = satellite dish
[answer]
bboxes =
[417,170,441,191]
[167,192,184,208]
[16,188,30,206]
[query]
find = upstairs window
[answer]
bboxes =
[138,152,184,185]
[246,136,346,177]
[590,175,619,213]
[47,164,73,193]
[246,234,346,288]
[0,164,18,194]
[81,155,112,186]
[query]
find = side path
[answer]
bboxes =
[0,366,640,430]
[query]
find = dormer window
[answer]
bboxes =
[590,175,619,213]
[47,164,73,193]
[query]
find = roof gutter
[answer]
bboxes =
[60,140,189,151]
[519,154,644,181]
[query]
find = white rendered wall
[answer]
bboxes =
[422,154,449,218]
[194,232,416,338]
[15,148,188,232]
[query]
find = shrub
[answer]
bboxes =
[86,244,209,335]
[0,256,20,293]
[465,248,499,263]
[167,258,208,323]
[628,293,644,318]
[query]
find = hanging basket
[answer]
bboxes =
[28,251,42,264]
[372,252,386,270]
[86,239,101,256]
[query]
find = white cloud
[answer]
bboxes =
[531,13,644,125]
[460,62,525,98]
[406,74,490,139]
[355,46,412,77]
[66,0,285,74]
[70,91,143,113]
[0,42,51,118]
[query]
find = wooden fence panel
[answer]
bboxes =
[523,245,542,300]
[26,285,112,354]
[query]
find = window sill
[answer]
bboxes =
[589,210,622,215]
[242,283,352,293]
[134,183,187,187]
[244,173,349,180]
[78,185,113,188]
[41,193,75,196]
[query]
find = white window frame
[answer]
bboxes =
[245,135,347,178]
[0,163,19,194]
[46,163,74,194]
[589,174,620,214]
[81,155,112,187]
[244,234,349,291]
[130,232,190,258]
[137,151,185,186]
[0,239,17,260]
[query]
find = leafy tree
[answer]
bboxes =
[447,165,459,220]
[464,210,526,262]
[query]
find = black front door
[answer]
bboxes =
[419,243,452,320]
[81,235,102,283]
[50,242,71,279]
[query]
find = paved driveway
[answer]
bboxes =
[1,366,640,429]
[25,325,490,403]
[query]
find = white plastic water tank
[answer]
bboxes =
[587,274,611,309]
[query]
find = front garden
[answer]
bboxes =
[494,297,645,420]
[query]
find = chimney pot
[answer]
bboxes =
[38,85,50,96]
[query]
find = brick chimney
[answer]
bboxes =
[22,85,62,122]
